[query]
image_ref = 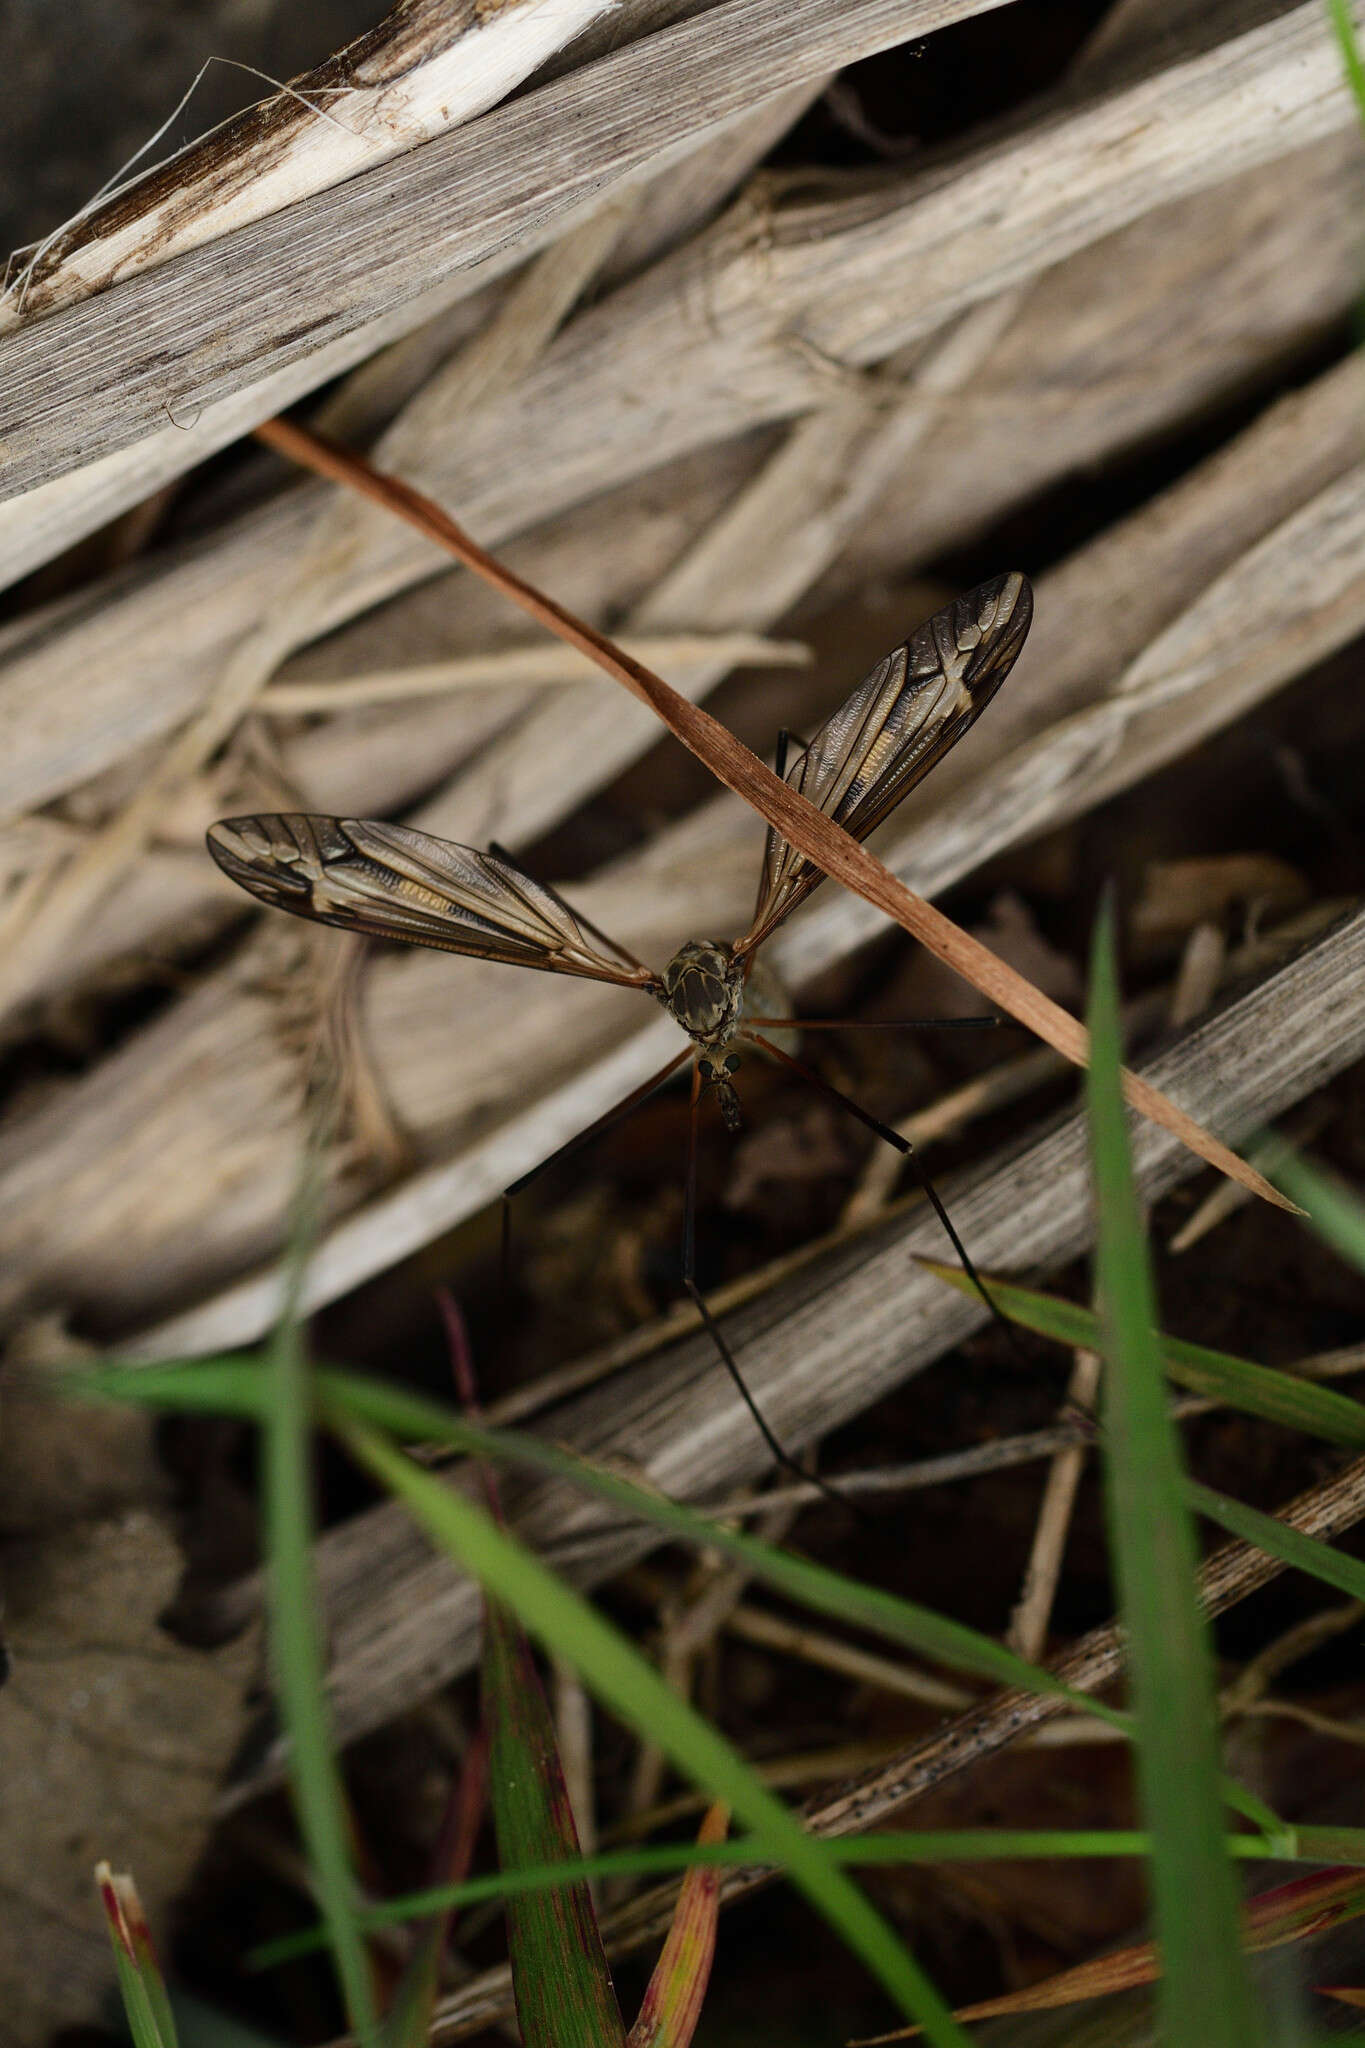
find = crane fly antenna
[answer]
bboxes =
[744,1028,1026,1367]
[747,1015,1000,1032]
[684,1066,874,1528]
[487,841,653,976]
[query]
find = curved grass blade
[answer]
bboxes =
[68,1355,1126,1732]
[1273,1147,1365,1274]
[261,1134,378,2045]
[263,1325,376,2040]
[325,1402,971,2044]
[1328,0,1365,129]
[254,1827,1365,1969]
[1085,896,1264,2048]
[917,1262,1365,1447]
[1186,1481,1365,1602]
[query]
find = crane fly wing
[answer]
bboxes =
[734,572,1033,961]
[206,814,660,990]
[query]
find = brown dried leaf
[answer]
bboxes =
[0,1509,257,2042]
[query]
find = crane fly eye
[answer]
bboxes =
[722,1054,740,1076]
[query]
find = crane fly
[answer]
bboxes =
[208,572,1033,1514]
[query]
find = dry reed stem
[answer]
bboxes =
[0,201,636,1025]
[1220,1601,1365,1720]
[254,413,1291,1216]
[257,635,809,713]
[0,0,625,329]
[573,1339,1365,1521]
[0,0,1005,498]
[0,73,817,594]
[719,1603,971,1713]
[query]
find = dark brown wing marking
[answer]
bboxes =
[732,572,1033,961]
[206,814,661,990]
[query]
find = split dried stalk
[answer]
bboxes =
[2,119,1355,823]
[0,0,623,328]
[0,74,818,594]
[255,412,1289,1214]
[0,0,1003,497]
[0,201,636,1023]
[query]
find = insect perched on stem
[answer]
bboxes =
[208,572,1032,1511]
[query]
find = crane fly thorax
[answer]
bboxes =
[661,939,745,1052]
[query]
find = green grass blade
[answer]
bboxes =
[253,1829,1365,1967]
[1185,1481,1365,1601]
[325,1401,971,2045]
[482,1591,627,2047]
[1327,0,1365,128]
[1085,898,1264,2048]
[70,1357,1125,1732]
[75,1357,269,1417]
[918,1262,1365,1447]
[97,1864,178,2048]
[259,1185,378,2043]
[317,1372,1125,1730]
[1274,1148,1365,1273]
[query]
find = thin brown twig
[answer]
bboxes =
[1005,1347,1102,1664]
[251,414,1294,1216]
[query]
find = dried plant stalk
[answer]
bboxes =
[4,304,1360,1344]
[0,0,624,327]
[0,0,1004,497]
[0,113,1355,820]
[0,74,819,592]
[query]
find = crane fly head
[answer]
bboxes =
[662,939,744,1047]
